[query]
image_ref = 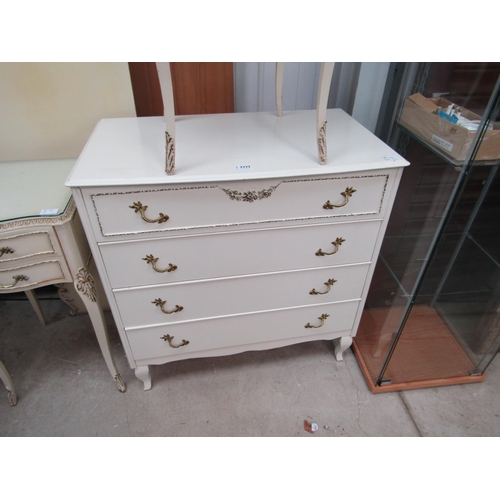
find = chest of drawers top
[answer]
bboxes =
[66,109,408,189]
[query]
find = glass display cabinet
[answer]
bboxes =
[353,63,500,392]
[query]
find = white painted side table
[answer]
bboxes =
[0,159,126,405]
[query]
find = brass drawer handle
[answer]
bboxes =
[0,247,15,258]
[152,298,183,314]
[143,255,177,273]
[130,201,170,224]
[310,278,337,295]
[305,313,330,329]
[323,187,357,209]
[0,274,29,289]
[161,334,189,348]
[316,237,345,256]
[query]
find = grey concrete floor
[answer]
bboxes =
[1,296,500,437]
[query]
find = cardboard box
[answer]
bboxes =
[399,93,500,162]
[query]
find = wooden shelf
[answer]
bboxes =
[352,305,486,393]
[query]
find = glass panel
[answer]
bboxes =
[0,159,75,222]
[356,140,461,384]
[353,62,500,391]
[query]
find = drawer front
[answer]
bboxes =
[125,300,360,363]
[100,220,381,289]
[0,260,69,292]
[86,173,391,240]
[114,263,370,327]
[0,229,59,266]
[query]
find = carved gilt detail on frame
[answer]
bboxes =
[165,131,175,175]
[219,185,279,202]
[318,121,327,164]
[76,267,97,303]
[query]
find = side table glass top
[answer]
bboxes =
[0,159,76,223]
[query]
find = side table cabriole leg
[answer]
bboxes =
[75,267,127,392]
[0,360,17,406]
[55,283,80,316]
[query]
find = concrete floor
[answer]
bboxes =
[1,296,500,437]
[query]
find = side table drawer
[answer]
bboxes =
[0,229,60,266]
[125,300,361,363]
[0,260,69,292]
[86,172,391,240]
[100,219,382,288]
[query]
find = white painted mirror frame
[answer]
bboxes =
[156,62,335,175]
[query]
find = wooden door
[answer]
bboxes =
[128,62,234,117]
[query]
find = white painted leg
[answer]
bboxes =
[0,360,17,406]
[24,289,45,326]
[275,62,285,117]
[156,62,176,175]
[316,62,335,165]
[135,366,152,391]
[74,267,126,392]
[55,283,81,316]
[333,335,353,361]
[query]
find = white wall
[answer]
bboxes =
[0,62,136,161]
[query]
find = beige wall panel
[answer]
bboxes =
[0,62,136,161]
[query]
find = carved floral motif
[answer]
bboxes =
[76,267,97,302]
[318,121,327,164]
[220,185,279,202]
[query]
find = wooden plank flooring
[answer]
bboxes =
[353,305,485,393]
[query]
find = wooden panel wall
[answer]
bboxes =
[128,62,234,117]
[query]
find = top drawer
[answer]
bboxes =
[84,172,392,240]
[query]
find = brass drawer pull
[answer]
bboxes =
[161,334,189,348]
[143,254,177,273]
[0,247,15,258]
[130,201,170,224]
[152,298,183,314]
[316,237,345,256]
[323,187,356,210]
[0,274,29,289]
[305,313,330,329]
[310,278,337,295]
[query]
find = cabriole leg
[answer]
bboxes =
[0,360,17,406]
[333,336,353,361]
[74,267,127,392]
[135,366,152,390]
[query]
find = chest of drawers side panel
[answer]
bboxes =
[347,165,405,338]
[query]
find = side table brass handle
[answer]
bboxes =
[161,334,189,348]
[152,298,183,314]
[305,313,330,329]
[130,201,170,224]
[310,278,337,295]
[0,247,15,258]
[323,187,357,209]
[0,274,29,289]
[143,254,177,273]
[316,237,345,256]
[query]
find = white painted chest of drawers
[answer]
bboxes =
[67,109,408,390]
